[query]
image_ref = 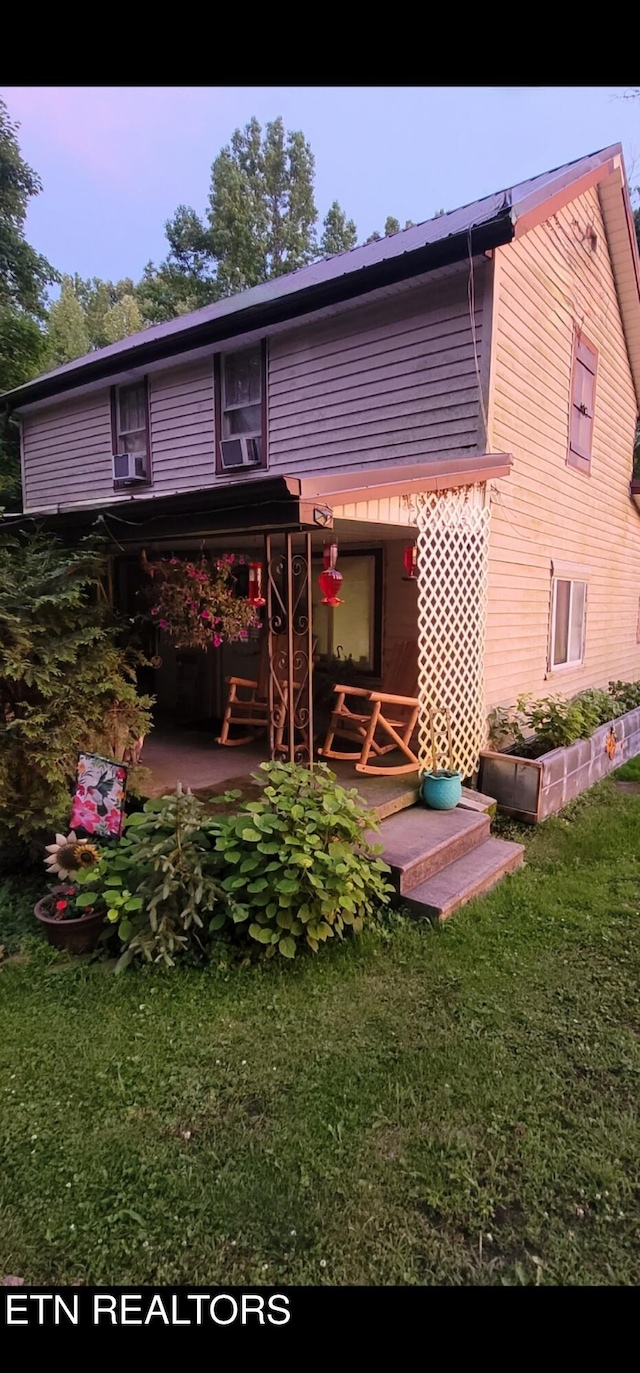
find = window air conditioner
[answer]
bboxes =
[112,453,147,484]
[219,436,261,470]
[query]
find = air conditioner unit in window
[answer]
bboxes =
[219,436,261,471]
[112,453,147,485]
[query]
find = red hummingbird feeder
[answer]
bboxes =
[318,541,343,606]
[247,561,266,607]
[403,543,418,581]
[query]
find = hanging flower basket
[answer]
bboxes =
[145,554,261,650]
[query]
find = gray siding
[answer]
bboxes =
[268,270,484,472]
[20,268,484,511]
[148,360,215,493]
[22,392,114,510]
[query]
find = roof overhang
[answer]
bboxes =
[2,454,512,542]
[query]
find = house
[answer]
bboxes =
[3,143,640,871]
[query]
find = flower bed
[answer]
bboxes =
[480,702,640,822]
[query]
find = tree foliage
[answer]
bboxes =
[0,531,153,847]
[320,200,358,256]
[0,98,58,507]
[45,275,90,365]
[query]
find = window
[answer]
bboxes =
[312,550,382,675]
[550,577,587,668]
[111,379,150,484]
[216,344,266,471]
[568,332,597,473]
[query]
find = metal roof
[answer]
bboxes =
[1,143,625,410]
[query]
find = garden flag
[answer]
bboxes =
[69,752,128,839]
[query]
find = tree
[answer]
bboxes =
[45,275,90,366]
[0,530,152,850]
[209,116,317,293]
[320,201,358,256]
[139,115,323,316]
[0,98,57,507]
[102,293,143,344]
[364,216,412,245]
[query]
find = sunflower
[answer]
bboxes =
[44,832,100,879]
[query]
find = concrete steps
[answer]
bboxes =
[377,803,524,922]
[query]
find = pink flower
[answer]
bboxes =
[106,809,122,835]
[201,608,211,620]
[213,633,222,648]
[239,631,249,641]
[151,606,159,616]
[158,619,169,630]
[70,795,99,832]
[169,557,178,565]
[186,566,197,579]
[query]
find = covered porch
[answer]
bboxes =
[100,452,512,796]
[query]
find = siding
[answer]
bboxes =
[485,183,640,710]
[268,268,485,473]
[22,392,114,510]
[148,360,215,493]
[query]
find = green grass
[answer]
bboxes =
[612,755,640,782]
[1,777,640,1287]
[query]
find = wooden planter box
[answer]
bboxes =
[478,705,640,823]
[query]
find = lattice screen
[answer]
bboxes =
[416,483,491,778]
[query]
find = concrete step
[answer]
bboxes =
[459,786,498,818]
[401,836,525,922]
[376,805,490,895]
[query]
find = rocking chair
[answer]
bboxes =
[217,633,316,752]
[318,639,420,776]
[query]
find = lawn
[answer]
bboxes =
[1,775,639,1287]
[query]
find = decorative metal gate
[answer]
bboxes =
[265,532,314,766]
[416,483,491,779]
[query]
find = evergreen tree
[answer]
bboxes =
[0,531,152,847]
[102,293,143,344]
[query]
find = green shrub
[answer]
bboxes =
[608,680,640,714]
[0,530,152,848]
[489,686,617,757]
[73,786,225,970]
[209,761,394,959]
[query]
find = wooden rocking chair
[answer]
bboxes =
[217,633,316,751]
[318,639,420,776]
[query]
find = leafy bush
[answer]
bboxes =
[209,761,394,958]
[73,786,225,969]
[608,680,640,714]
[489,686,617,757]
[0,530,152,847]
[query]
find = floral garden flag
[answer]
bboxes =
[69,752,128,839]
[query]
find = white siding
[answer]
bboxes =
[22,392,113,511]
[148,360,215,493]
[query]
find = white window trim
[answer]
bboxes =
[549,576,587,671]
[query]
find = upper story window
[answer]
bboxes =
[567,332,597,475]
[216,344,266,472]
[112,379,150,487]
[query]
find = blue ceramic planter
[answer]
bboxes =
[420,770,463,810]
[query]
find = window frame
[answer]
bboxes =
[549,575,587,671]
[214,341,268,474]
[312,547,383,678]
[567,329,598,476]
[110,377,152,487]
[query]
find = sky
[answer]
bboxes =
[2,85,639,287]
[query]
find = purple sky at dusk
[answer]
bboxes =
[2,86,639,288]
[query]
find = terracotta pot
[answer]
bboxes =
[34,899,106,954]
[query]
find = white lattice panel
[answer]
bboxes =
[416,484,490,778]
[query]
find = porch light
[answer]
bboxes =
[247,561,266,607]
[318,541,343,606]
[403,543,418,581]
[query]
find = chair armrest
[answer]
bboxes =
[369,690,418,707]
[226,676,258,689]
[332,684,372,698]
